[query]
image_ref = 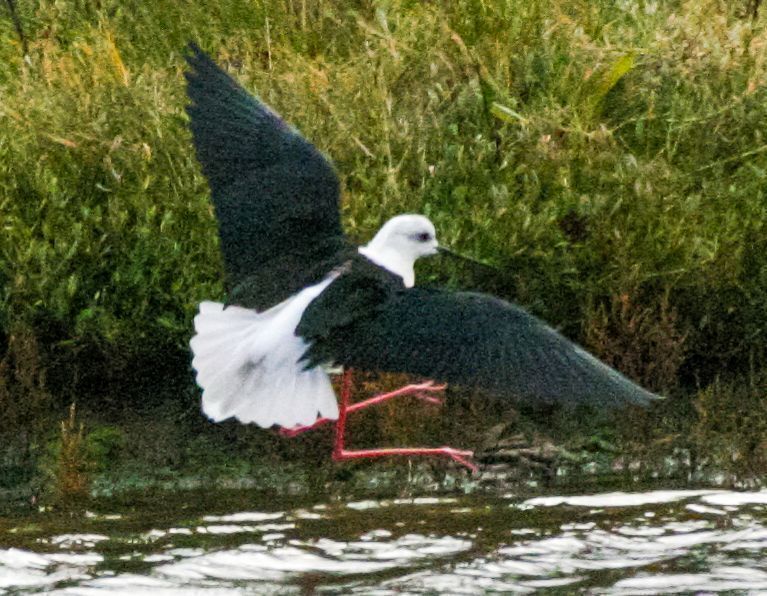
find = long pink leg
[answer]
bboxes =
[279,379,445,438]
[331,369,478,474]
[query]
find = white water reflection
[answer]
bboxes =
[0,547,95,591]
[610,566,767,595]
[201,512,284,523]
[2,490,767,593]
[522,489,726,508]
[701,491,767,506]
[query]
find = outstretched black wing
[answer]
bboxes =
[185,44,350,308]
[299,282,660,408]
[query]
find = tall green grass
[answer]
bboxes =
[1,0,766,448]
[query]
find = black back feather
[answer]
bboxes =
[184,43,351,309]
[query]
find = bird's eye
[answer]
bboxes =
[414,232,431,243]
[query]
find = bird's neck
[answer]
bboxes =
[358,244,415,288]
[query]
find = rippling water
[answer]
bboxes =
[3,488,767,594]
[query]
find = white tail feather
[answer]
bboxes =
[190,278,339,428]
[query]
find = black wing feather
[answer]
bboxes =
[184,44,349,307]
[299,285,660,408]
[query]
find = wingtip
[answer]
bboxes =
[185,40,205,62]
[183,41,221,81]
[632,388,666,407]
[183,41,206,87]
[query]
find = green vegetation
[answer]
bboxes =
[41,403,122,506]
[2,0,767,503]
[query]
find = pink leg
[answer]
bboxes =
[279,379,445,438]
[331,369,478,474]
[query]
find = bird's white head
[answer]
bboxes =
[358,214,439,288]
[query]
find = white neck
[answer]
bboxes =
[358,245,415,287]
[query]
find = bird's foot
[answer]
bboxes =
[278,380,445,438]
[332,446,478,474]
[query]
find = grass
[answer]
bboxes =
[2,0,767,493]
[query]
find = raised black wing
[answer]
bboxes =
[185,44,348,307]
[299,286,660,408]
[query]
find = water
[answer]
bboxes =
[3,488,767,594]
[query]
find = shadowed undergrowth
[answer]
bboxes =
[2,0,767,499]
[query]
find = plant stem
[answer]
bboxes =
[4,0,28,58]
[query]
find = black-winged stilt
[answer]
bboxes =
[185,44,660,473]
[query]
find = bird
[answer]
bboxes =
[184,43,660,473]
